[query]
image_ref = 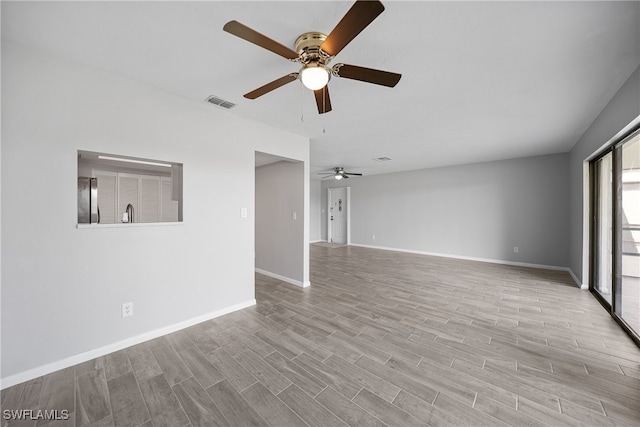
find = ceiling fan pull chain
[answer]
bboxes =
[320,85,327,133]
[300,84,305,122]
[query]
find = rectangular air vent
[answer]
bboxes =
[206,95,236,109]
[372,157,392,162]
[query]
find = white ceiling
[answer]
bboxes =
[3,1,639,178]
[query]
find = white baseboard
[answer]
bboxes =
[0,299,256,390]
[255,268,309,288]
[566,268,588,289]
[309,239,325,243]
[350,243,583,287]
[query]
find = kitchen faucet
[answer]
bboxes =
[126,203,134,223]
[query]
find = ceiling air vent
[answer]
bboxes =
[206,95,236,109]
[372,157,392,162]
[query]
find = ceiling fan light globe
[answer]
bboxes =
[300,65,330,90]
[334,174,343,180]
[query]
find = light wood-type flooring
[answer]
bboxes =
[2,244,640,426]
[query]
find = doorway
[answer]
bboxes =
[327,187,350,244]
[255,152,308,287]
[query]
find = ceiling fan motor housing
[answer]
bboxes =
[295,32,329,62]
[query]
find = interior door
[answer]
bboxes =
[328,187,348,244]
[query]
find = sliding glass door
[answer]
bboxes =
[591,130,640,343]
[619,137,640,335]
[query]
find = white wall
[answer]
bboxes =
[568,65,640,285]
[322,153,570,268]
[0,43,309,386]
[309,179,322,242]
[255,161,307,286]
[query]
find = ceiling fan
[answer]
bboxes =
[223,0,401,114]
[319,167,363,180]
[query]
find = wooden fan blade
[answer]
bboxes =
[223,20,299,60]
[314,86,332,114]
[320,0,385,57]
[244,73,299,99]
[333,63,401,87]
[345,173,363,176]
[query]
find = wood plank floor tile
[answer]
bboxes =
[75,370,111,426]
[206,349,257,392]
[1,377,44,427]
[355,355,438,405]
[37,367,75,426]
[314,386,386,427]
[516,396,582,427]
[263,351,325,397]
[241,382,306,427]
[138,374,189,427]
[302,330,362,363]
[231,326,277,358]
[292,352,362,400]
[232,349,292,395]
[472,394,547,427]
[183,325,221,355]
[104,350,133,381]
[322,354,401,403]
[355,333,423,366]
[385,356,477,406]
[278,329,333,361]
[392,389,462,426]
[253,329,301,360]
[165,330,195,351]
[107,372,150,427]
[151,344,193,387]
[205,380,267,427]
[352,388,422,427]
[483,360,607,415]
[177,346,224,390]
[172,377,229,427]
[433,392,509,427]
[450,358,561,412]
[558,398,617,427]
[276,384,347,427]
[75,358,105,377]
[127,349,162,382]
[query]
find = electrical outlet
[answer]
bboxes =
[513,246,519,253]
[292,211,297,220]
[240,208,247,218]
[122,302,134,318]
[372,235,376,240]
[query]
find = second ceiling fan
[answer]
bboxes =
[223,0,401,114]
[319,167,363,180]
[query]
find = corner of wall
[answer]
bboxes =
[566,268,587,290]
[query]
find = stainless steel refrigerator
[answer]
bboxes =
[77,177,98,224]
